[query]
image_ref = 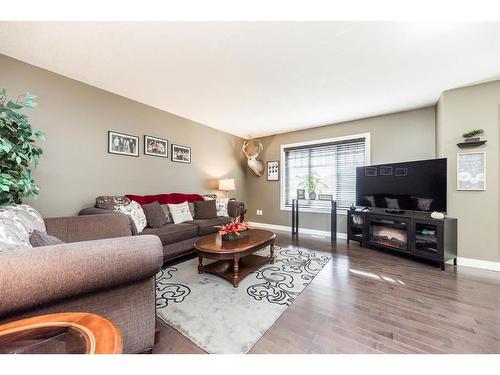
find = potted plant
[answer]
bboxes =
[0,89,44,206]
[298,175,328,200]
[462,129,484,143]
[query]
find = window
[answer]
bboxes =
[281,133,370,212]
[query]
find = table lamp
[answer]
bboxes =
[218,178,235,198]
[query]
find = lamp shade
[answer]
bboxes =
[219,178,235,191]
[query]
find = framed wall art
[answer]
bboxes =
[267,161,279,181]
[144,135,168,158]
[171,144,191,164]
[457,151,485,191]
[108,131,139,157]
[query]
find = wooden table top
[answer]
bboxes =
[0,312,122,354]
[194,229,276,254]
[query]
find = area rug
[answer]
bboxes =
[155,246,331,354]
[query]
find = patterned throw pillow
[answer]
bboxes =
[96,196,131,210]
[214,198,229,217]
[168,201,194,224]
[115,201,147,233]
[0,204,46,252]
[160,204,173,223]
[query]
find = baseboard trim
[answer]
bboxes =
[250,222,499,272]
[248,221,347,240]
[454,257,500,272]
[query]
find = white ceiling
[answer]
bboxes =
[1,22,500,139]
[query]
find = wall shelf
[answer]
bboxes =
[457,140,487,148]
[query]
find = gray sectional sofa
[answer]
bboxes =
[79,193,245,262]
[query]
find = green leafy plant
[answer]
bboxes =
[0,89,44,206]
[462,129,484,138]
[298,175,328,194]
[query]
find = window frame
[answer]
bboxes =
[280,132,371,214]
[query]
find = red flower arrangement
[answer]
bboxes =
[218,218,250,237]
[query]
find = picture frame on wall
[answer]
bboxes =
[457,151,486,191]
[171,144,191,164]
[108,131,139,157]
[144,135,168,158]
[267,160,279,181]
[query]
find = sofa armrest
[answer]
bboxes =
[79,207,138,235]
[228,201,245,220]
[45,214,133,242]
[0,235,162,318]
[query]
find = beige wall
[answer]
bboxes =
[245,107,437,233]
[436,80,500,263]
[0,55,247,217]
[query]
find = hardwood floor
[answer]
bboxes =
[152,231,500,354]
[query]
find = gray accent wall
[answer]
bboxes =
[0,55,247,217]
[436,80,500,263]
[245,107,437,234]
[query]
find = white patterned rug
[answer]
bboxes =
[155,246,331,354]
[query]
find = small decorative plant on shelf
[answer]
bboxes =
[0,89,44,206]
[218,218,250,241]
[298,175,328,200]
[462,129,484,142]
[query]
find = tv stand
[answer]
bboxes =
[347,209,457,270]
[385,209,405,215]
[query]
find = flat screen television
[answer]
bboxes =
[356,158,447,212]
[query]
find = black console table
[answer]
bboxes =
[347,209,457,270]
[291,199,337,240]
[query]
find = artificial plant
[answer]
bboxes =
[462,129,484,138]
[298,175,328,194]
[0,89,44,206]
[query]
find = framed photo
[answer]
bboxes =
[108,131,139,157]
[380,166,393,176]
[171,144,191,164]
[296,189,306,200]
[144,135,168,158]
[267,161,279,181]
[457,151,486,191]
[365,167,377,177]
[395,167,408,177]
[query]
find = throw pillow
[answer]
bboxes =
[194,200,218,219]
[115,201,147,233]
[30,230,65,247]
[384,197,400,209]
[215,198,229,217]
[168,201,194,224]
[0,204,46,252]
[188,202,196,218]
[142,201,167,228]
[96,196,131,210]
[160,204,173,223]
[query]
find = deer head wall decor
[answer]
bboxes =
[242,140,265,177]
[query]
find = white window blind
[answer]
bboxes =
[283,138,366,210]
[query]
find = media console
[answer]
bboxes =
[347,209,457,270]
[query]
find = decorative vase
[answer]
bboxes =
[222,230,250,241]
[309,192,316,200]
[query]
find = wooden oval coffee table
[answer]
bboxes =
[194,229,276,288]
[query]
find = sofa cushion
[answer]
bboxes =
[194,200,217,219]
[29,230,65,247]
[188,217,232,236]
[140,223,198,245]
[142,201,167,228]
[160,204,173,223]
